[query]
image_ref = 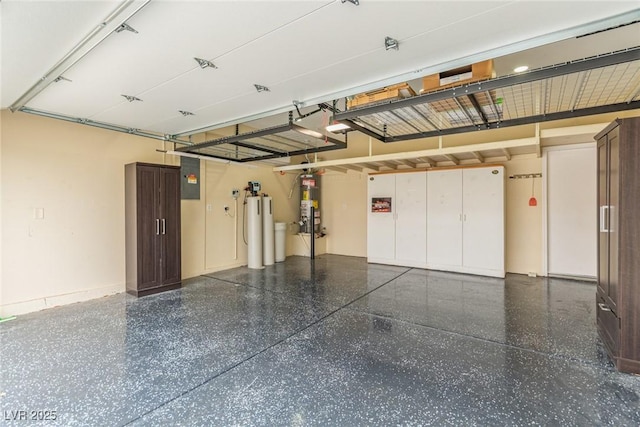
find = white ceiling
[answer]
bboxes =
[2,1,639,138]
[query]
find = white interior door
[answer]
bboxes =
[427,169,462,269]
[367,174,396,262]
[395,172,427,266]
[546,144,597,278]
[462,167,505,274]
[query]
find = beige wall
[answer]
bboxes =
[322,171,368,257]
[1,111,166,315]
[0,111,296,316]
[503,157,543,275]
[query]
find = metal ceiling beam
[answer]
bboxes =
[227,141,284,155]
[179,123,293,150]
[19,107,192,145]
[409,105,441,132]
[233,142,345,163]
[342,119,385,141]
[467,94,489,127]
[453,97,477,126]
[382,100,640,142]
[389,110,423,134]
[334,48,640,121]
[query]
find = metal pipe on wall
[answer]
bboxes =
[310,205,315,260]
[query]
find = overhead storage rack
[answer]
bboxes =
[177,121,347,163]
[334,48,640,142]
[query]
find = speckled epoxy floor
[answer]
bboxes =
[1,255,638,426]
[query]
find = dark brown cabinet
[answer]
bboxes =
[125,163,181,296]
[595,117,640,374]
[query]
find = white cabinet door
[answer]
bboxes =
[395,172,427,266]
[546,145,596,278]
[427,169,463,269]
[367,174,396,262]
[462,167,504,274]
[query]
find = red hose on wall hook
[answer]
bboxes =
[529,177,537,207]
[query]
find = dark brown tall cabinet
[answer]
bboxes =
[125,163,181,297]
[595,117,640,374]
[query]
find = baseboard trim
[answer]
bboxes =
[0,283,124,317]
[204,260,247,274]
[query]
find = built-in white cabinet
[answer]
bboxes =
[367,172,427,268]
[427,166,505,278]
[367,166,505,278]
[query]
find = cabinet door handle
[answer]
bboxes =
[459,214,462,221]
[156,219,160,235]
[598,302,611,312]
[464,214,467,221]
[162,218,166,235]
[599,206,609,232]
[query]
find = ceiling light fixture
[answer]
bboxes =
[514,65,529,73]
[115,23,138,34]
[326,122,351,133]
[194,57,217,69]
[179,110,195,116]
[121,94,142,102]
[341,0,360,5]
[294,127,324,139]
[385,36,399,51]
[254,84,270,93]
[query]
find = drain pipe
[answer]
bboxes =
[310,205,315,260]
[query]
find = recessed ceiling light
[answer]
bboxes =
[514,65,529,73]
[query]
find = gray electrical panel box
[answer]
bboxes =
[180,156,200,200]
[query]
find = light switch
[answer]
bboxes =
[206,204,212,212]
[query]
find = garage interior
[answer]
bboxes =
[1,1,639,425]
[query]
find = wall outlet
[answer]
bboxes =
[224,205,229,212]
[231,189,240,199]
